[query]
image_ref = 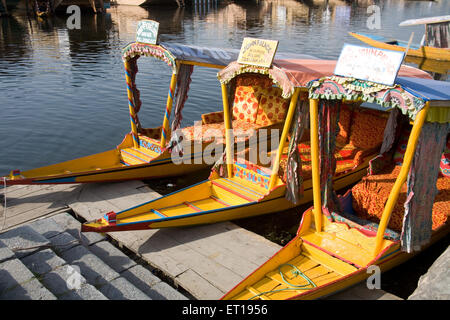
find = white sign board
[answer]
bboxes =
[136,20,159,45]
[334,44,405,86]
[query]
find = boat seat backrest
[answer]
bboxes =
[232,74,288,126]
[348,108,389,151]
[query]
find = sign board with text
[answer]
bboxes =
[136,20,159,45]
[334,44,405,86]
[237,38,279,68]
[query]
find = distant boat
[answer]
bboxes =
[350,15,450,62]
[349,32,450,61]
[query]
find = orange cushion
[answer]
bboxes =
[255,87,289,126]
[202,111,224,124]
[352,166,449,232]
[232,85,261,123]
[336,104,353,145]
[349,109,388,150]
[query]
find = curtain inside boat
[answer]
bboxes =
[285,98,309,204]
[128,56,143,133]
[168,64,194,153]
[171,64,194,132]
[401,122,450,253]
[426,22,450,48]
[368,108,401,175]
[318,100,342,219]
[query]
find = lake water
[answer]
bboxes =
[0,0,449,174]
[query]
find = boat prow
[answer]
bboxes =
[3,132,207,185]
[81,175,284,233]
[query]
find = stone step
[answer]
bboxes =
[1,213,189,300]
[0,258,56,300]
[0,225,51,259]
[49,213,188,300]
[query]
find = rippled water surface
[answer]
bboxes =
[0,0,449,173]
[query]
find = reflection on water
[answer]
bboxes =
[0,0,449,173]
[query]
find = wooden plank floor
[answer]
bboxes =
[0,180,402,300]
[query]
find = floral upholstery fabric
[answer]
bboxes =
[278,141,374,182]
[351,165,449,233]
[393,127,411,165]
[348,109,388,150]
[336,103,353,145]
[140,127,162,140]
[232,74,273,124]
[181,119,259,144]
[233,85,261,123]
[255,88,289,126]
[440,137,450,177]
[202,111,224,124]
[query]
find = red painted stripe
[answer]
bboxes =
[211,181,255,202]
[302,238,361,268]
[121,149,149,164]
[183,201,202,212]
[132,148,155,161]
[209,196,230,207]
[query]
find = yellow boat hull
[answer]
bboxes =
[221,209,450,300]
[4,132,209,185]
[81,156,370,232]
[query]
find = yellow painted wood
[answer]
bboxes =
[124,60,140,148]
[309,98,322,232]
[269,88,301,190]
[189,198,227,211]
[210,184,250,206]
[373,103,430,257]
[300,242,358,275]
[349,32,450,61]
[179,60,226,70]
[221,83,234,178]
[160,69,178,148]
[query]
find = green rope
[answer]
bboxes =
[247,263,317,300]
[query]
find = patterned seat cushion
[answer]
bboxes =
[181,119,260,144]
[348,109,388,150]
[232,74,273,124]
[255,87,289,126]
[351,165,449,232]
[202,111,224,124]
[336,103,353,145]
[440,137,450,177]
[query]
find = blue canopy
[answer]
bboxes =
[160,42,318,67]
[395,77,450,104]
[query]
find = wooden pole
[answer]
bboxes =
[160,69,178,148]
[373,103,430,257]
[309,98,322,233]
[124,60,140,149]
[221,83,234,178]
[268,88,301,190]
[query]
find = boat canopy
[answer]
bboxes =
[308,75,450,122]
[122,41,318,73]
[217,59,433,100]
[307,74,450,254]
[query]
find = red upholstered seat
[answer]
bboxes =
[351,165,449,232]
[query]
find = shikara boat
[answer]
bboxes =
[222,75,450,300]
[81,59,432,233]
[349,32,450,61]
[3,42,316,186]
[350,15,450,61]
